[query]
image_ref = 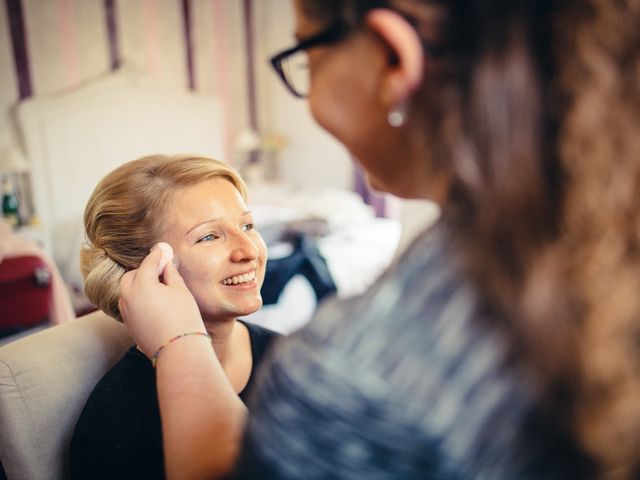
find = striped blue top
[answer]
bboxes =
[234,224,586,479]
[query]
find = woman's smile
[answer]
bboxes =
[220,269,258,286]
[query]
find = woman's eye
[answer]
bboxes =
[242,223,254,232]
[197,233,218,243]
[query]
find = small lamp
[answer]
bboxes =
[234,128,262,155]
[234,128,263,182]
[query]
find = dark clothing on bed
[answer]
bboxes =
[70,320,279,480]
[262,233,336,305]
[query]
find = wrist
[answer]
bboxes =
[149,331,211,367]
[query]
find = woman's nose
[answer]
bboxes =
[229,231,259,262]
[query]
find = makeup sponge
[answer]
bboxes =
[156,242,174,276]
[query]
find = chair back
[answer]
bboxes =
[0,311,133,480]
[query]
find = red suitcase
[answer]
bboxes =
[0,255,52,332]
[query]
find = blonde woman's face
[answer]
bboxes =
[160,177,267,323]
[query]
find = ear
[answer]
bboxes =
[365,9,425,105]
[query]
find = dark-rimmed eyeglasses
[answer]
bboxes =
[269,23,348,99]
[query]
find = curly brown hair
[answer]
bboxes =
[303,0,640,477]
[555,1,640,476]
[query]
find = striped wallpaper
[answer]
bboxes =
[0,0,251,163]
[5,0,32,99]
[0,0,374,210]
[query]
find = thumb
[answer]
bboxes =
[119,268,137,295]
[161,258,188,288]
[136,244,167,283]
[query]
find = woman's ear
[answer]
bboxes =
[365,9,425,105]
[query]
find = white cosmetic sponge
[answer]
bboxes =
[156,242,174,276]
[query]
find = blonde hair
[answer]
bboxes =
[81,154,247,321]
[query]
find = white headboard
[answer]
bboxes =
[17,70,224,282]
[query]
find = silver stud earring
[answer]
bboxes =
[387,103,406,127]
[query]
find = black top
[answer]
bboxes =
[70,320,280,480]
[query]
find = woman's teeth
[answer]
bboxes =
[221,271,256,285]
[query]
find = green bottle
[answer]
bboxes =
[2,177,19,228]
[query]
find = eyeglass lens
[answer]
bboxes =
[280,50,311,97]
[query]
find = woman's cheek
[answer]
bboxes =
[176,258,204,294]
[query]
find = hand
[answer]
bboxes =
[119,243,206,357]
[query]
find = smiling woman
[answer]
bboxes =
[79,154,252,322]
[69,154,279,480]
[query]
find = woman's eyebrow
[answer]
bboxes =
[185,212,253,236]
[185,218,221,236]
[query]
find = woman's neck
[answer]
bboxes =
[202,316,251,394]
[203,317,238,368]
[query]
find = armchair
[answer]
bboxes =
[0,311,133,480]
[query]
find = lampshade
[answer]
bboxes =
[0,144,29,173]
[234,128,262,153]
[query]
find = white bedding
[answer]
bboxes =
[245,184,401,333]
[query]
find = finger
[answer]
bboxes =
[119,269,138,310]
[118,269,137,312]
[119,268,136,292]
[156,242,174,276]
[161,258,188,288]
[135,244,167,283]
[117,296,127,319]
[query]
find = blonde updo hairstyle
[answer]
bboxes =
[81,154,247,321]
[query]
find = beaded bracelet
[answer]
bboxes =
[151,332,212,367]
